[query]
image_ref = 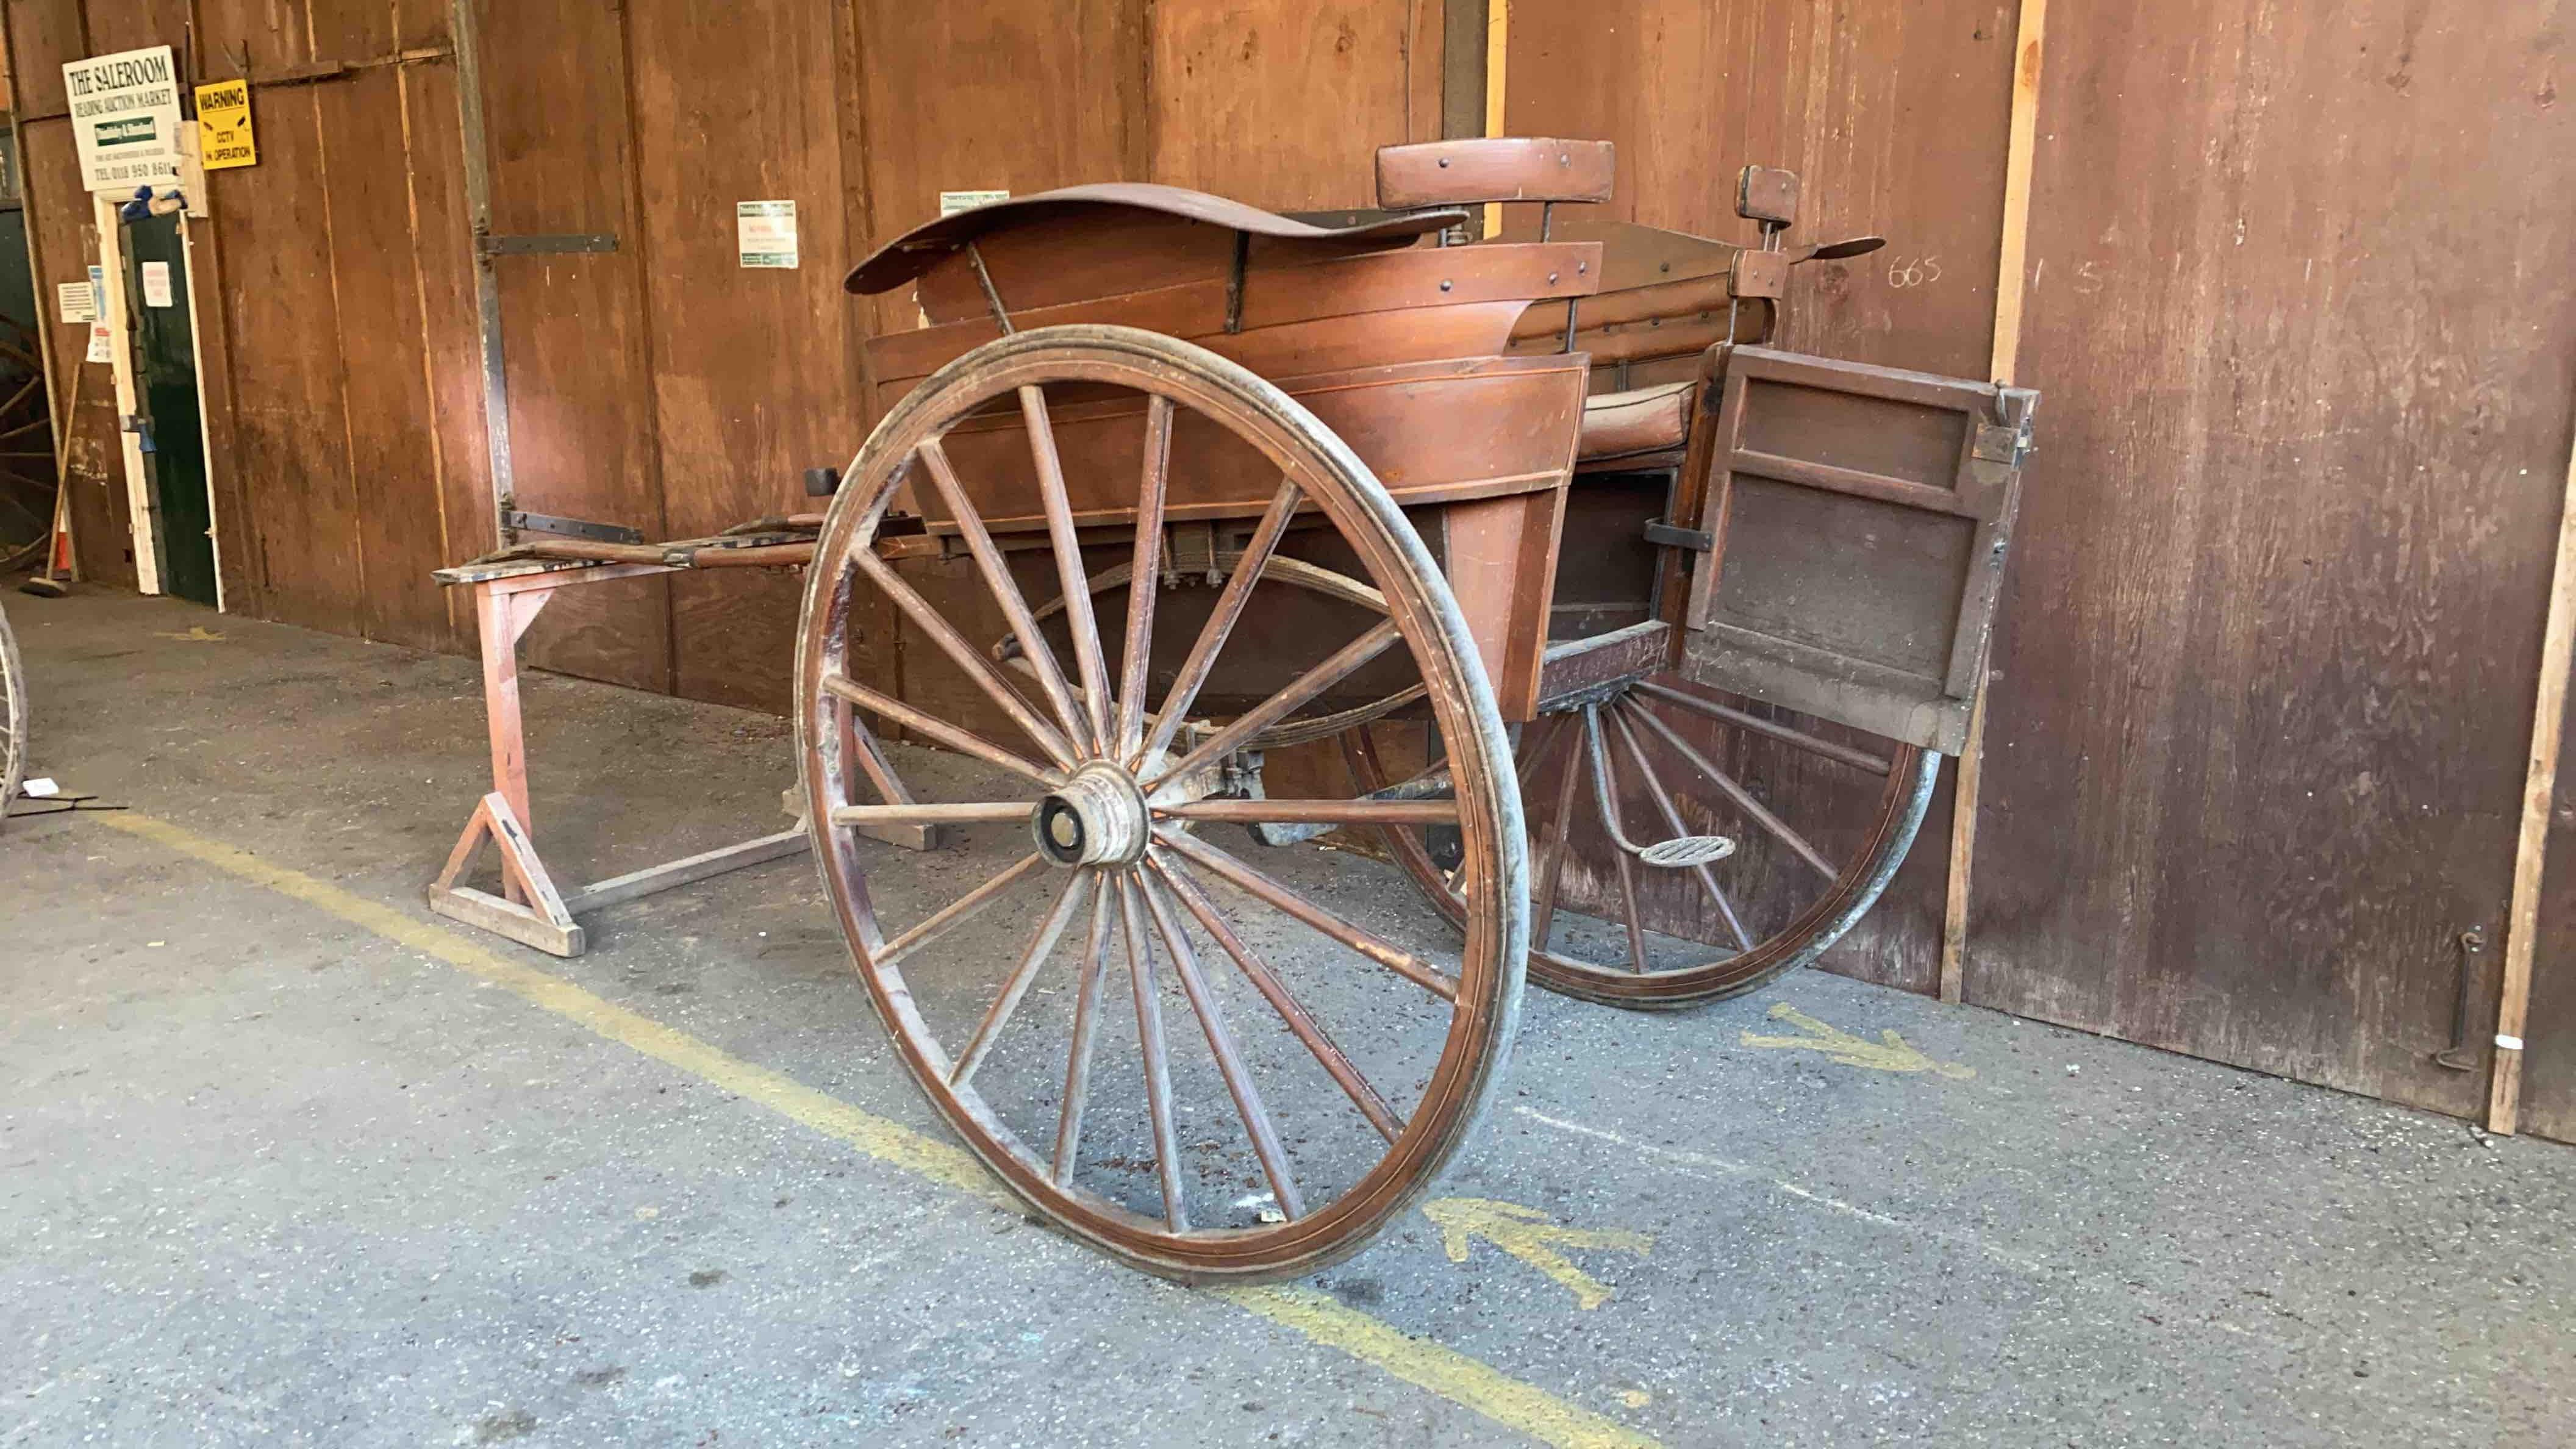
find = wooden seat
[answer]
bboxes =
[1376,138,1615,209]
[1576,381,1695,466]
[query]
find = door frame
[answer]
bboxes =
[95,193,225,610]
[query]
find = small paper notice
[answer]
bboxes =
[57,281,96,323]
[21,777,59,798]
[141,260,174,309]
[85,323,112,363]
[737,199,798,269]
[939,190,1009,218]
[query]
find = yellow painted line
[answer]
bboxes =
[95,811,1659,1449]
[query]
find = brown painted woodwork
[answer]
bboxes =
[1375,137,1615,207]
[1679,346,2033,754]
[1435,485,1565,721]
[928,353,1586,533]
[873,240,1599,391]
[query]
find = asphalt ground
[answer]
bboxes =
[2,589,2570,1447]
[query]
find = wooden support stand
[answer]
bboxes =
[427,557,934,958]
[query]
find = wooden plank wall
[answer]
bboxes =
[1505,0,2017,993]
[1974,4,2576,1119]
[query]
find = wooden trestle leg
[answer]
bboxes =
[426,560,934,958]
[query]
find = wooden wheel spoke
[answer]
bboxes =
[1019,387,1114,751]
[821,671,1061,789]
[1117,873,1190,1231]
[873,853,1048,969]
[951,870,1096,1087]
[1134,866,1307,1219]
[915,438,1092,752]
[1581,709,1652,973]
[1146,618,1403,797]
[1630,700,1837,881]
[1633,678,1892,776]
[1155,798,1458,826]
[1117,396,1175,762]
[1137,477,1302,768]
[1149,851,1403,1143]
[1610,701,1753,953]
[1155,826,1458,1002]
[847,522,1081,769]
[1533,715,1586,948]
[1051,888,1118,1183]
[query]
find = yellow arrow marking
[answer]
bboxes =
[1422,1198,1653,1311]
[1739,1003,1975,1079]
[152,626,226,642]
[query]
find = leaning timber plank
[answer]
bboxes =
[562,829,812,915]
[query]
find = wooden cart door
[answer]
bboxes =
[1675,345,2038,755]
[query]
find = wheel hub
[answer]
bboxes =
[1033,762,1148,867]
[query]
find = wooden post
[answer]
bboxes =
[1481,0,1509,238]
[2487,413,2576,1133]
[1939,0,2048,1006]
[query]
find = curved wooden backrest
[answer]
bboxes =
[1376,138,1615,209]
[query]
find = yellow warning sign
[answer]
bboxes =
[195,79,256,170]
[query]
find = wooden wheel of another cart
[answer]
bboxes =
[795,324,1526,1283]
[1350,674,1937,1009]
[0,602,23,820]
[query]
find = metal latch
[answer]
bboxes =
[478,233,620,257]
[500,509,643,545]
[1975,386,2041,467]
[1643,519,1713,552]
[2435,926,2491,1071]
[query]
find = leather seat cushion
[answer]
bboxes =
[1576,381,1695,463]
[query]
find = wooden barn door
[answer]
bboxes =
[463,0,671,693]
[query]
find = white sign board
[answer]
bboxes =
[141,260,174,309]
[85,322,113,363]
[56,281,96,323]
[736,200,798,269]
[939,190,1010,218]
[63,46,185,194]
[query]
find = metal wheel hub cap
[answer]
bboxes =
[1034,762,1148,867]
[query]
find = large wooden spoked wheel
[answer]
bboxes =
[0,602,23,821]
[1350,675,1937,1009]
[795,325,1526,1283]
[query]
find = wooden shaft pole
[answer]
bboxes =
[2488,413,2576,1134]
[1481,0,1508,238]
[1939,0,2048,1007]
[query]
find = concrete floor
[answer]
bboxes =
[2,588,2572,1448]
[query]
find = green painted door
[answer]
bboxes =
[123,213,215,606]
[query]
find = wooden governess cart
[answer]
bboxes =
[445,138,2038,1281]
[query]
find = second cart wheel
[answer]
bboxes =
[0,602,23,823]
[795,324,1526,1283]
[1350,673,1936,1009]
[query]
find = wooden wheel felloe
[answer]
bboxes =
[1351,674,1937,1009]
[795,324,1526,1283]
[0,603,21,820]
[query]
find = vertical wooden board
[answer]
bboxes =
[1147,1,1425,209]
[315,66,453,650]
[6,0,84,116]
[473,0,669,692]
[2519,687,2576,1142]
[853,0,1145,336]
[1973,3,2576,1117]
[204,87,363,629]
[624,0,856,714]
[18,121,134,588]
[193,0,321,71]
[301,0,395,62]
[78,0,189,54]
[401,59,492,648]
[1506,0,2012,377]
[1504,0,2011,990]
